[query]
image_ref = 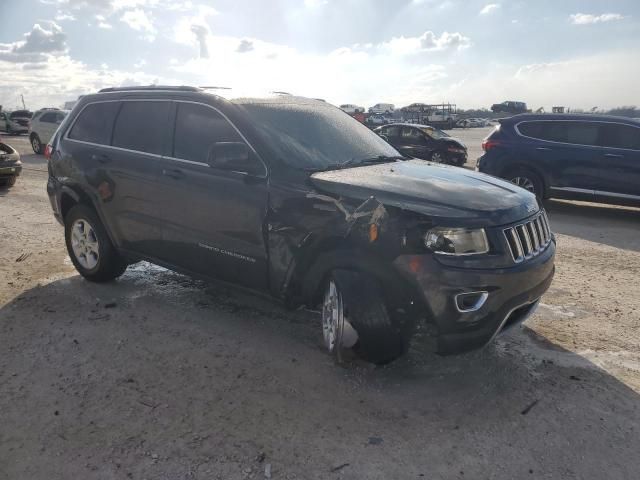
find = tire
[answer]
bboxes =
[324,269,407,365]
[30,134,43,154]
[507,168,544,198]
[430,150,447,164]
[64,204,127,282]
[6,176,16,187]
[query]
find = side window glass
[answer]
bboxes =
[173,103,242,163]
[565,122,599,146]
[540,122,568,143]
[112,101,170,155]
[68,102,120,145]
[518,121,545,139]
[600,124,640,150]
[385,126,400,137]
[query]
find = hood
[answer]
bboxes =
[310,159,539,227]
[440,137,466,149]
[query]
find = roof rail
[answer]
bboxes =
[98,85,201,93]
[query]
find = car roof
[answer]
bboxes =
[503,113,640,125]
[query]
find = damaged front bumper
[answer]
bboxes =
[393,239,555,355]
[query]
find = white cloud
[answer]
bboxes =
[55,12,76,21]
[379,31,471,55]
[95,14,113,28]
[569,13,624,25]
[0,22,67,63]
[120,8,156,40]
[480,4,500,15]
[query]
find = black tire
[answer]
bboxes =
[64,204,127,282]
[30,134,43,154]
[330,269,407,365]
[6,176,16,187]
[506,168,544,199]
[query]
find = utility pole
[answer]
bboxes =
[21,94,26,110]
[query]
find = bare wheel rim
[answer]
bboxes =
[32,137,40,152]
[511,176,535,193]
[70,218,100,270]
[431,152,443,163]
[322,280,342,353]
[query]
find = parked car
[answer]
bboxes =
[0,135,22,187]
[457,118,485,128]
[491,101,527,115]
[47,86,555,364]
[375,123,468,166]
[29,108,69,154]
[366,113,391,125]
[0,110,33,134]
[477,114,640,206]
[369,103,395,114]
[339,104,364,114]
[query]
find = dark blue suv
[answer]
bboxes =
[477,114,640,206]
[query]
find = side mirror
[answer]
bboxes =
[207,142,263,176]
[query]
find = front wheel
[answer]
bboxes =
[321,270,407,365]
[430,150,447,164]
[64,204,127,282]
[508,169,544,198]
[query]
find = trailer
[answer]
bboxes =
[400,103,458,130]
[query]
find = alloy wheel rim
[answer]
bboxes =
[70,219,100,270]
[511,176,535,193]
[32,138,40,151]
[431,152,443,163]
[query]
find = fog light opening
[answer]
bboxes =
[455,291,489,313]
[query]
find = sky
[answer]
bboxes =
[0,0,638,111]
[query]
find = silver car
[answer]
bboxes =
[29,109,68,154]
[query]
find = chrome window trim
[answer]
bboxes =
[548,186,640,200]
[514,119,640,152]
[63,98,268,177]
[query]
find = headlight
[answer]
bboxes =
[424,227,489,255]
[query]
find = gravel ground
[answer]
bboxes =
[1,131,639,480]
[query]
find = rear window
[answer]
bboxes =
[112,101,170,155]
[40,112,57,123]
[68,102,120,145]
[10,110,31,119]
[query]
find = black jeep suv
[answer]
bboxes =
[47,86,555,364]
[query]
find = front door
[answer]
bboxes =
[596,122,640,201]
[398,126,431,159]
[155,101,270,291]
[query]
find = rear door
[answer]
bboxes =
[37,112,58,142]
[596,122,640,201]
[516,120,602,199]
[154,101,270,291]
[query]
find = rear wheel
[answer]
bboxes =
[321,270,407,365]
[30,134,43,154]
[64,204,127,282]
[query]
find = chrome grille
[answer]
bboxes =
[504,211,551,263]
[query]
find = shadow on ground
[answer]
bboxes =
[544,199,640,252]
[1,264,639,480]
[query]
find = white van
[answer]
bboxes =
[368,103,395,114]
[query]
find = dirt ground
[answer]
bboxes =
[1,130,639,480]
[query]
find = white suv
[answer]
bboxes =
[29,109,68,154]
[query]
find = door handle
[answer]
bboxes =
[91,153,111,164]
[162,168,184,179]
[604,153,623,158]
